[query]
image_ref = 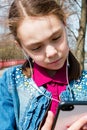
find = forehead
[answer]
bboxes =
[17,14,64,44]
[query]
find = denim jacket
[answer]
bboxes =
[0,65,87,130]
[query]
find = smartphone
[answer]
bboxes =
[52,101,87,130]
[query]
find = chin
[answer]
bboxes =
[50,62,65,70]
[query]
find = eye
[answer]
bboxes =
[31,46,41,51]
[52,35,61,41]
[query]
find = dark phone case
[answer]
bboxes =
[52,101,87,130]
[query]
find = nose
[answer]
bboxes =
[45,45,58,58]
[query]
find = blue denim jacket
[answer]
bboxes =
[0,65,87,130]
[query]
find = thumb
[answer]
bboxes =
[41,111,54,130]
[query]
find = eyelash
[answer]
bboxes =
[31,46,41,51]
[52,35,61,41]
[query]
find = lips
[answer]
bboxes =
[50,58,62,64]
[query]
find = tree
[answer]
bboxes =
[59,0,87,70]
[0,0,24,60]
[75,0,87,70]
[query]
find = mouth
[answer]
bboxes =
[49,58,62,64]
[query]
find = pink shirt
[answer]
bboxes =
[33,62,68,115]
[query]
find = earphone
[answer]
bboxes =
[22,49,29,60]
[67,57,70,67]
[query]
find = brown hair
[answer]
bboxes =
[8,0,81,81]
[8,0,67,39]
[68,51,81,81]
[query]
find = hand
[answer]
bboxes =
[67,115,87,130]
[41,111,54,130]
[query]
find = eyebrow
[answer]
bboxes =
[28,28,62,47]
[50,29,62,38]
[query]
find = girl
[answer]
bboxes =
[0,0,87,129]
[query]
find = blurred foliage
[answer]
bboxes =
[0,42,24,60]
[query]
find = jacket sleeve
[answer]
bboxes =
[0,70,17,130]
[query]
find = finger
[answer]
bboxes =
[82,124,87,130]
[41,111,54,130]
[67,116,87,130]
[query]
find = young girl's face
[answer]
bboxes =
[17,14,69,71]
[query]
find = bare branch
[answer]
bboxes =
[74,0,81,8]
[67,25,77,40]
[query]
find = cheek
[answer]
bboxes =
[65,44,69,52]
[61,31,69,53]
[30,55,44,62]
[58,42,69,53]
[57,33,69,52]
[64,45,69,57]
[24,49,44,62]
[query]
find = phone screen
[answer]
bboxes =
[52,101,87,130]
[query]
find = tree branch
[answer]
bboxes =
[67,26,77,40]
